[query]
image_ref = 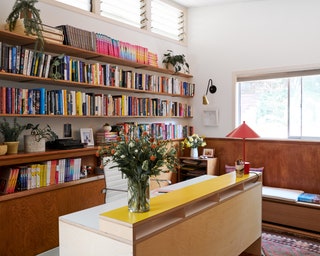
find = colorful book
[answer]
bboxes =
[298,193,320,204]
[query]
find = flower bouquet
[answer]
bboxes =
[97,125,178,212]
[181,134,206,158]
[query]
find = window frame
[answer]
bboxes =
[234,67,320,140]
[44,0,187,45]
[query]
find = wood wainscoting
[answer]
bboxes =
[196,138,320,194]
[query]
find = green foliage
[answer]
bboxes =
[0,118,26,142]
[6,0,44,51]
[162,50,190,73]
[97,126,178,181]
[49,54,65,80]
[25,123,58,142]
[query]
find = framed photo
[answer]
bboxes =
[203,148,215,158]
[80,128,94,146]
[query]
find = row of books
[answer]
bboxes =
[0,43,52,77]
[117,122,194,139]
[96,33,150,65]
[53,55,194,96]
[57,25,156,66]
[95,123,194,145]
[0,86,193,117]
[0,43,194,96]
[110,95,192,117]
[0,158,82,194]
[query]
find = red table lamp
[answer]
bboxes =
[226,121,259,163]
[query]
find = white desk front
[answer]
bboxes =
[59,173,261,256]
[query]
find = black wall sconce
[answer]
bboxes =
[203,78,217,105]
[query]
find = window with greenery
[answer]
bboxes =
[53,0,186,42]
[237,71,320,139]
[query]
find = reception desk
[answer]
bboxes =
[59,173,262,256]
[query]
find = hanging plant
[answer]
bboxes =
[6,0,44,51]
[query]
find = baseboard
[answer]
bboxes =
[262,222,320,241]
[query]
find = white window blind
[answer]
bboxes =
[100,0,146,28]
[55,0,91,11]
[151,0,184,41]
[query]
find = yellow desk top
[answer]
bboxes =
[100,172,259,225]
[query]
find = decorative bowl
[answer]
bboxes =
[0,144,8,155]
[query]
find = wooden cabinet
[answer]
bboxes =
[0,147,105,256]
[178,157,219,181]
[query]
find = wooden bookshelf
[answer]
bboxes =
[0,28,194,255]
[0,30,193,79]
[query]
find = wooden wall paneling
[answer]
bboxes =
[201,138,320,194]
[0,178,105,256]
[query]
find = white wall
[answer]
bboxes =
[188,0,320,137]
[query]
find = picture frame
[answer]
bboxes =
[203,148,215,158]
[203,109,219,126]
[80,128,94,146]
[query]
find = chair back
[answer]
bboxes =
[103,157,127,203]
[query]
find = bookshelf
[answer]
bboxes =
[0,29,194,255]
[178,157,219,181]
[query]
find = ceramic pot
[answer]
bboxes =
[4,141,19,154]
[24,135,46,153]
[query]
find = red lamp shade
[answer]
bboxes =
[226,121,259,162]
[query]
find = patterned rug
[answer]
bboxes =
[262,230,320,256]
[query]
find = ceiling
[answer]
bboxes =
[172,0,253,7]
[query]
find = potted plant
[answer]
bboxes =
[6,0,44,51]
[0,118,26,154]
[162,50,190,74]
[24,123,58,152]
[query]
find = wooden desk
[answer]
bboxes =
[59,173,262,256]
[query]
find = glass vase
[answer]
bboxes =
[127,176,150,213]
[190,147,199,158]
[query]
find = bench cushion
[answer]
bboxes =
[262,186,304,202]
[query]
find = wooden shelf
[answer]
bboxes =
[178,157,219,181]
[0,147,98,166]
[0,173,104,202]
[0,72,193,98]
[0,30,193,79]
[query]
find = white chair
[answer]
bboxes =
[102,157,127,203]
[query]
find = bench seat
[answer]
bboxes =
[262,186,320,233]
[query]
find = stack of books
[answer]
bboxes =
[96,131,118,146]
[41,24,64,45]
[5,20,64,45]
[56,24,96,51]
